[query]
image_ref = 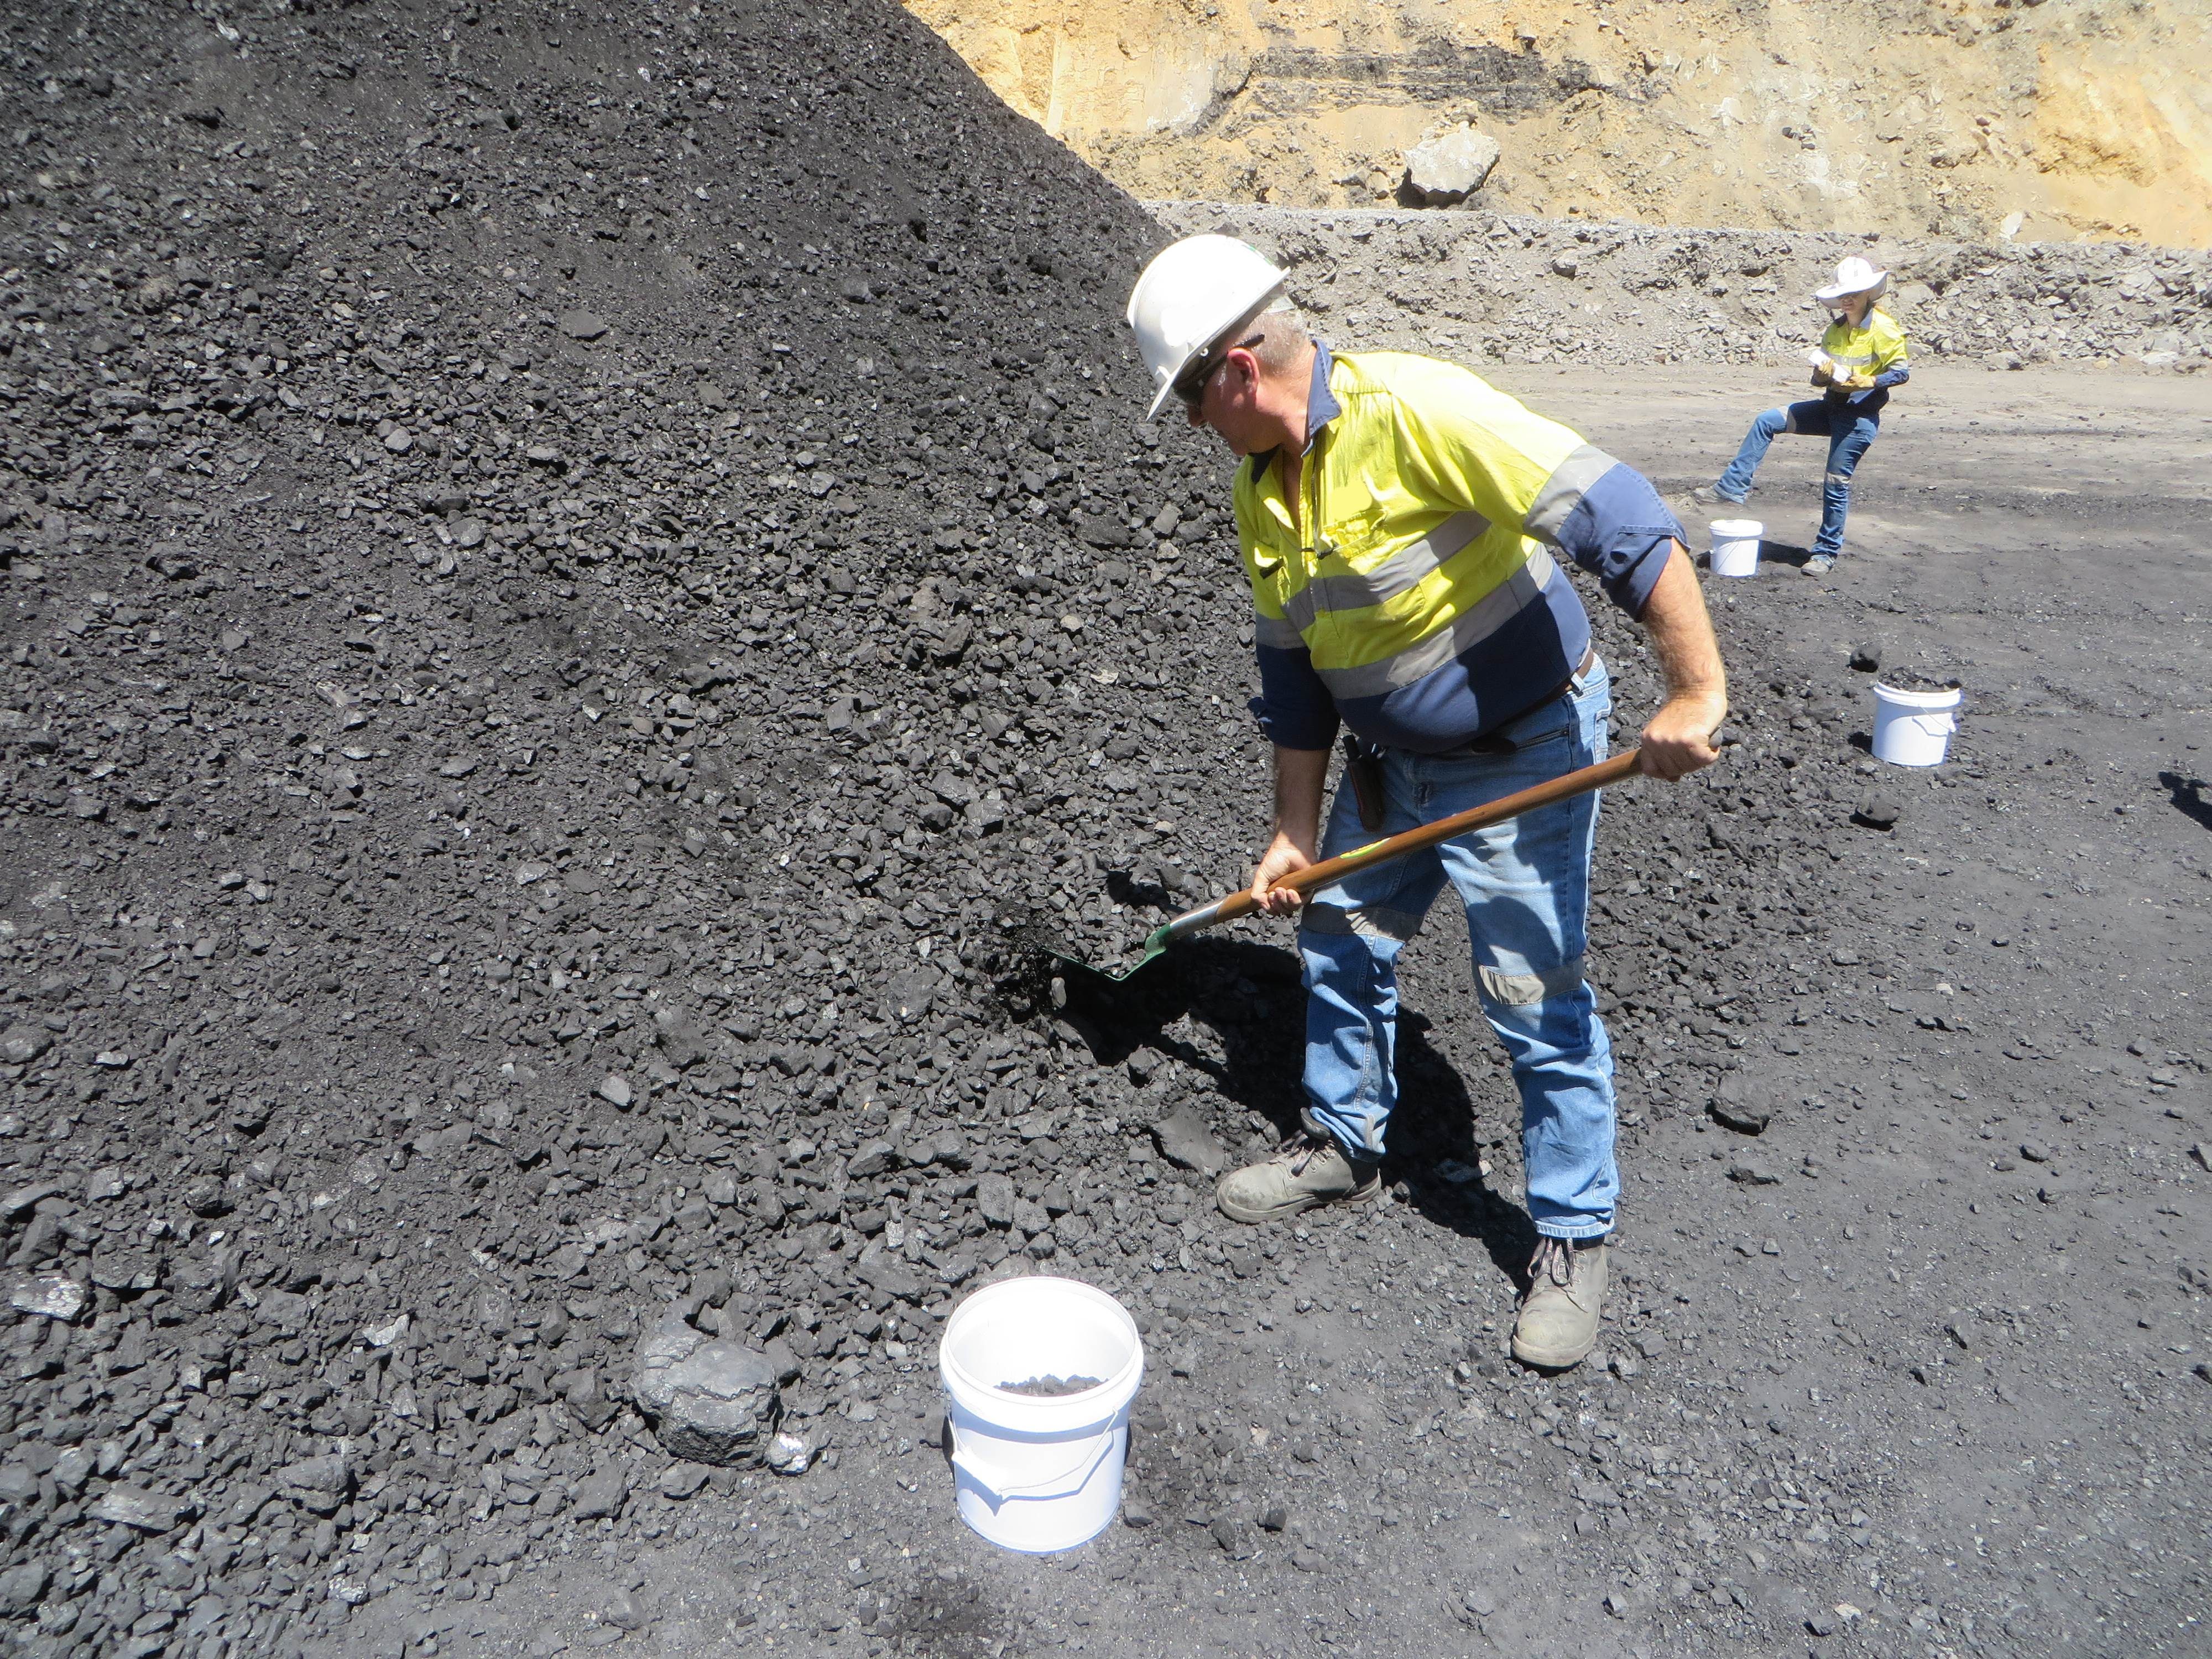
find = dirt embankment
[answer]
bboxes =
[905,0,2212,248]
[1153,201,2212,369]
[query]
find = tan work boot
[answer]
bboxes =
[1215,1134,1381,1225]
[1510,1235,1609,1369]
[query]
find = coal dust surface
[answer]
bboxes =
[994,1374,1103,1399]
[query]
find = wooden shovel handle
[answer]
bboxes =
[1167,748,1642,940]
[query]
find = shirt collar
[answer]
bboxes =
[1246,341,1339,482]
[1304,341,1341,442]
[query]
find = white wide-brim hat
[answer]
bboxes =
[1814,255,1890,303]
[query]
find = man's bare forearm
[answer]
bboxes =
[1249,744,1333,915]
[1633,545,1728,780]
[1641,544,1727,705]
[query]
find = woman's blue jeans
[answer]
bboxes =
[1296,659,1618,1240]
[1718,398,1880,556]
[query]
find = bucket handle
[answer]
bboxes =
[948,1420,1119,1504]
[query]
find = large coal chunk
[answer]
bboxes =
[632,1312,782,1467]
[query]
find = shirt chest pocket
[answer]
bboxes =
[1319,498,1387,565]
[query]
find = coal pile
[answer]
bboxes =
[0,0,1281,1648]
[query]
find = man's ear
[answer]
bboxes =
[1223,347,1262,398]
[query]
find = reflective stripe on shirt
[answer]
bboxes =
[1311,546,1558,700]
[1524,444,1621,544]
[1279,508,1489,634]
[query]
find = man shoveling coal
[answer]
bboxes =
[1124,235,1729,1369]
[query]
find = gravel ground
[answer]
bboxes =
[0,6,2208,1659]
[1152,202,2212,373]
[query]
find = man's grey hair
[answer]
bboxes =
[1246,306,1310,374]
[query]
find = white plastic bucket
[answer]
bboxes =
[938,1275,1145,1554]
[1871,681,1963,766]
[1709,519,1762,577]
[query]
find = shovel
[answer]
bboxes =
[1053,748,1644,983]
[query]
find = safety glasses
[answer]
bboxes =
[1172,333,1264,408]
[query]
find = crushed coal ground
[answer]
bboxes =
[0,4,2206,1659]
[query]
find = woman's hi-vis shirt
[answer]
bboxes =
[1819,307,1911,413]
[1235,346,1683,754]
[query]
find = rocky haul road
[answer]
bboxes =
[0,3,2206,1658]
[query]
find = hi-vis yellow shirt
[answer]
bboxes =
[1233,346,1682,753]
[1819,307,1910,408]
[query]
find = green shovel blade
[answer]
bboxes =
[1049,920,1174,984]
[1047,894,1239,984]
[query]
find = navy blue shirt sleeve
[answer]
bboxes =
[1550,462,1682,620]
[1250,641,1340,752]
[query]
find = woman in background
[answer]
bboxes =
[1697,256,1910,575]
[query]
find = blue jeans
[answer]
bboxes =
[1717,398,1880,556]
[1297,659,1618,1240]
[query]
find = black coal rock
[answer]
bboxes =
[1854,794,1904,830]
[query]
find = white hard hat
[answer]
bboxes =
[1125,234,1288,420]
[1814,256,1890,303]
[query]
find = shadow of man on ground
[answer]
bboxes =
[1757,537,1819,570]
[2158,771,2212,833]
[1049,934,1540,1287]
